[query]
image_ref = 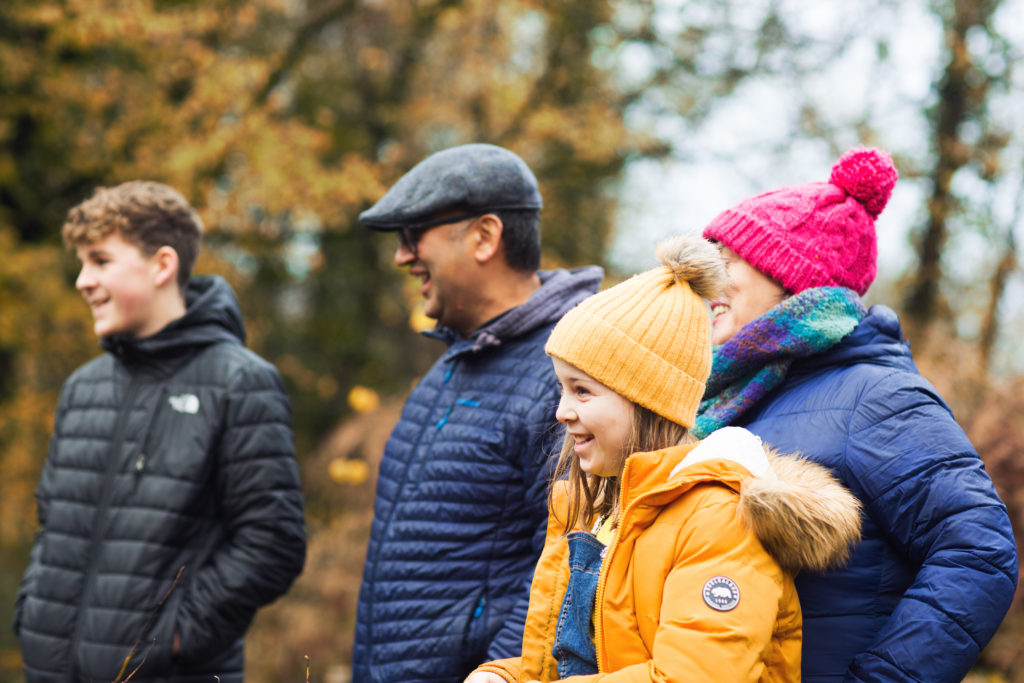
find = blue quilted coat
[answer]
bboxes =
[352,267,603,683]
[735,305,1017,681]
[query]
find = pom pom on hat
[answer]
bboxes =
[546,234,724,428]
[655,234,728,301]
[828,147,897,217]
[702,146,898,296]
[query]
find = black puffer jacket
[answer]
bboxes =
[14,276,306,683]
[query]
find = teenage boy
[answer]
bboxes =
[14,181,307,683]
[353,144,603,683]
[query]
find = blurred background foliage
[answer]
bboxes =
[0,0,1021,681]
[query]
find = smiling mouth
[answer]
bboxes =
[710,302,730,321]
[409,269,431,294]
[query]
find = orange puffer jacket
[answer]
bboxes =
[471,427,862,683]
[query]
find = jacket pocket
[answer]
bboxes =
[133,576,186,679]
[462,591,489,665]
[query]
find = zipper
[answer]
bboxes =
[132,388,166,489]
[592,507,619,672]
[69,378,142,680]
[473,595,486,618]
[592,458,680,673]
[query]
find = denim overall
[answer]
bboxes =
[552,530,606,677]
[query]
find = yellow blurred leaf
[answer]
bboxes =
[327,458,370,485]
[347,385,380,413]
[408,307,434,333]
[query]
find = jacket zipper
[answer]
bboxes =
[593,507,621,671]
[131,388,166,489]
[69,378,141,680]
[592,461,684,673]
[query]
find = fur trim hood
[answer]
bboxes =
[672,427,862,573]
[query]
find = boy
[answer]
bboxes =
[14,181,306,683]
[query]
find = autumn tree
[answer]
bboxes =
[4,0,1023,680]
[0,0,668,678]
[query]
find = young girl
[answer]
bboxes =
[465,235,862,682]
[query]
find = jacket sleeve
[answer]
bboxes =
[486,380,564,660]
[840,376,1018,681]
[578,489,797,683]
[14,383,68,636]
[469,657,523,683]
[174,360,307,662]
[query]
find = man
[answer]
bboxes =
[354,144,602,683]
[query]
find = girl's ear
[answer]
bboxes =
[152,246,181,288]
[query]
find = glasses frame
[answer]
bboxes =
[397,212,482,257]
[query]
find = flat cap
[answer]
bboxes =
[360,143,542,231]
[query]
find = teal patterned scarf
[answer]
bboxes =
[693,287,866,439]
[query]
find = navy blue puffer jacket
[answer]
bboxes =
[738,305,1017,681]
[353,267,602,683]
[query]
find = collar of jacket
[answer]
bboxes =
[791,304,912,376]
[426,266,603,359]
[550,442,750,536]
[100,275,246,366]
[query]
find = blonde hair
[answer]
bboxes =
[550,402,695,533]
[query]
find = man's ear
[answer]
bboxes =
[470,214,503,264]
[152,246,181,288]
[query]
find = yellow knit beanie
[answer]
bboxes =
[545,234,725,428]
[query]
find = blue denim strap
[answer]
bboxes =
[553,531,605,677]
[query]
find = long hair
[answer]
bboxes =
[549,403,694,533]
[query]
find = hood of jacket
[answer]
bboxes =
[427,265,603,358]
[624,427,862,574]
[100,275,246,366]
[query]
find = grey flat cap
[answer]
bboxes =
[360,143,542,231]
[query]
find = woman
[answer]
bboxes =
[695,147,1018,681]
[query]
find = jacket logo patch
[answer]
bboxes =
[702,576,740,611]
[168,393,200,414]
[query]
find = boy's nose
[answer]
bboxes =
[75,267,95,291]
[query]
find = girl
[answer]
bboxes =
[466,234,862,682]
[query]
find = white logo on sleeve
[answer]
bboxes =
[702,576,740,611]
[168,393,200,414]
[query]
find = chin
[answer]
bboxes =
[711,330,734,346]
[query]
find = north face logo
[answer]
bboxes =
[168,393,200,414]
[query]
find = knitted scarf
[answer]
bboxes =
[693,287,866,439]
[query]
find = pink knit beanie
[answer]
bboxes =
[702,147,898,296]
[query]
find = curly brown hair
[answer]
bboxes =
[62,181,203,291]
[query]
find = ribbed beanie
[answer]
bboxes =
[702,147,898,295]
[545,235,725,429]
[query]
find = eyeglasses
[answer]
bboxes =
[397,212,481,257]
